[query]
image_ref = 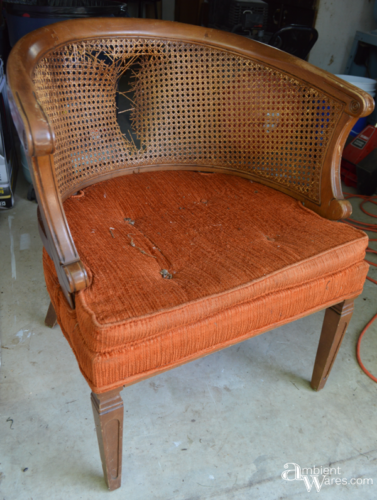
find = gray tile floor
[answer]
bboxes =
[1,174,377,500]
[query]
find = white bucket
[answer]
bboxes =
[335,74,377,98]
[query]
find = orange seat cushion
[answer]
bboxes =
[43,171,369,392]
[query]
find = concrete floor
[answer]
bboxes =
[1,174,377,500]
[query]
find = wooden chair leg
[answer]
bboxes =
[91,388,124,491]
[44,301,57,328]
[311,299,354,391]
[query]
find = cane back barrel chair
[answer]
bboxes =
[7,18,373,490]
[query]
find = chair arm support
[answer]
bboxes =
[33,155,89,307]
[317,112,357,220]
[7,50,89,306]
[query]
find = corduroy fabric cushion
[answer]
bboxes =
[43,171,369,392]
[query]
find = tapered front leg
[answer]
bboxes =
[44,301,57,328]
[311,299,354,391]
[91,388,124,491]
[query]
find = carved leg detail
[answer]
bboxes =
[311,299,354,391]
[91,388,124,491]
[45,301,57,328]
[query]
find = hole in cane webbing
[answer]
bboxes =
[116,62,142,151]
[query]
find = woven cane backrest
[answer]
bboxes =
[33,38,344,203]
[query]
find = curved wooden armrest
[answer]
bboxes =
[7,35,55,156]
[7,65,87,306]
[33,155,89,307]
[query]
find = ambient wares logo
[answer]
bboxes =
[281,463,373,493]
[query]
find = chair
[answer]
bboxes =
[7,18,373,491]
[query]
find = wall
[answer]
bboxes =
[127,0,174,21]
[162,0,175,21]
[308,0,376,74]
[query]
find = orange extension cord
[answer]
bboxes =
[343,193,377,383]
